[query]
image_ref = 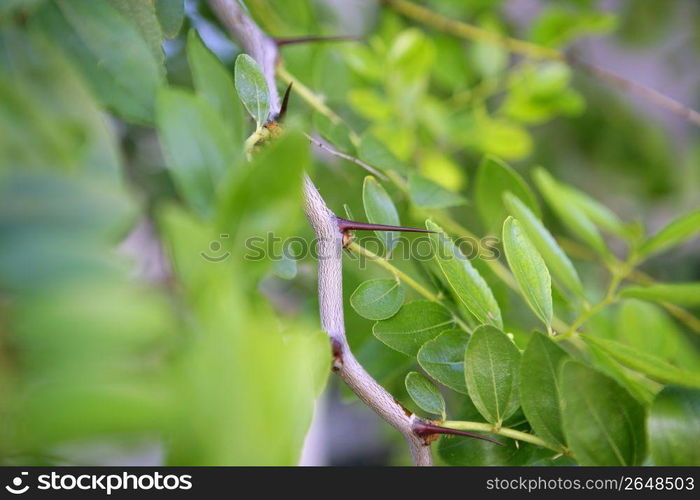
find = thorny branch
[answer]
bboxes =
[207,0,501,466]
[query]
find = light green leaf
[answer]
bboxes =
[620,282,700,307]
[156,0,184,38]
[234,54,270,127]
[187,30,246,146]
[502,217,553,328]
[586,342,656,406]
[520,332,570,448]
[649,386,700,465]
[464,325,521,425]
[373,301,454,356]
[475,155,539,232]
[34,0,164,123]
[358,132,407,174]
[427,220,502,328]
[638,209,700,258]
[409,173,467,209]
[504,192,585,299]
[405,372,446,418]
[362,176,400,252]
[313,113,355,155]
[560,361,647,465]
[564,185,629,239]
[533,168,608,256]
[417,329,469,394]
[108,0,164,62]
[531,7,618,48]
[156,87,237,216]
[350,279,404,321]
[583,336,700,388]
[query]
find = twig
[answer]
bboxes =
[208,0,482,466]
[304,133,387,180]
[384,0,700,127]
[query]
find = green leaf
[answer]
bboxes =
[638,209,700,258]
[187,30,246,146]
[520,332,570,449]
[613,300,682,364]
[34,0,164,123]
[504,192,584,299]
[313,113,355,154]
[405,372,446,418]
[373,301,455,356]
[358,132,407,174]
[234,54,270,127]
[108,0,164,62]
[502,217,553,328]
[417,329,469,394]
[362,176,401,252]
[156,87,237,216]
[531,7,618,48]
[464,325,521,425]
[533,168,608,256]
[564,185,630,239]
[649,386,700,465]
[583,336,700,388]
[156,0,184,38]
[427,220,502,328]
[439,432,536,465]
[620,282,700,307]
[475,155,539,232]
[350,279,404,321]
[586,342,655,406]
[409,173,467,209]
[560,361,647,465]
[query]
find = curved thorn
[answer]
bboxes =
[275,35,362,47]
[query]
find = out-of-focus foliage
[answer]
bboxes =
[1,0,699,466]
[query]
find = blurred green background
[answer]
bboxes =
[0,0,698,465]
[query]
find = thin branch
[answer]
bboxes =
[442,420,568,455]
[208,0,454,466]
[384,0,700,127]
[303,176,433,465]
[304,133,387,180]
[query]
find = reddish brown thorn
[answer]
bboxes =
[412,419,505,446]
[276,82,293,122]
[275,35,362,47]
[336,217,435,234]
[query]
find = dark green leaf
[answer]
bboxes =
[464,325,521,425]
[583,336,700,388]
[362,176,400,252]
[504,192,585,298]
[502,217,553,328]
[34,0,164,123]
[108,0,164,62]
[427,220,502,328]
[187,30,246,146]
[520,332,570,449]
[156,87,237,216]
[417,329,469,394]
[405,372,446,417]
[560,361,647,465]
[639,209,700,258]
[475,155,539,232]
[350,279,404,321]
[409,173,467,209]
[649,386,700,465]
[373,301,455,356]
[439,433,535,466]
[234,54,270,127]
[620,282,700,307]
[156,0,184,38]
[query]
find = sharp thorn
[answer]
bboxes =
[412,421,505,446]
[275,35,362,47]
[336,217,435,234]
[277,82,293,122]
